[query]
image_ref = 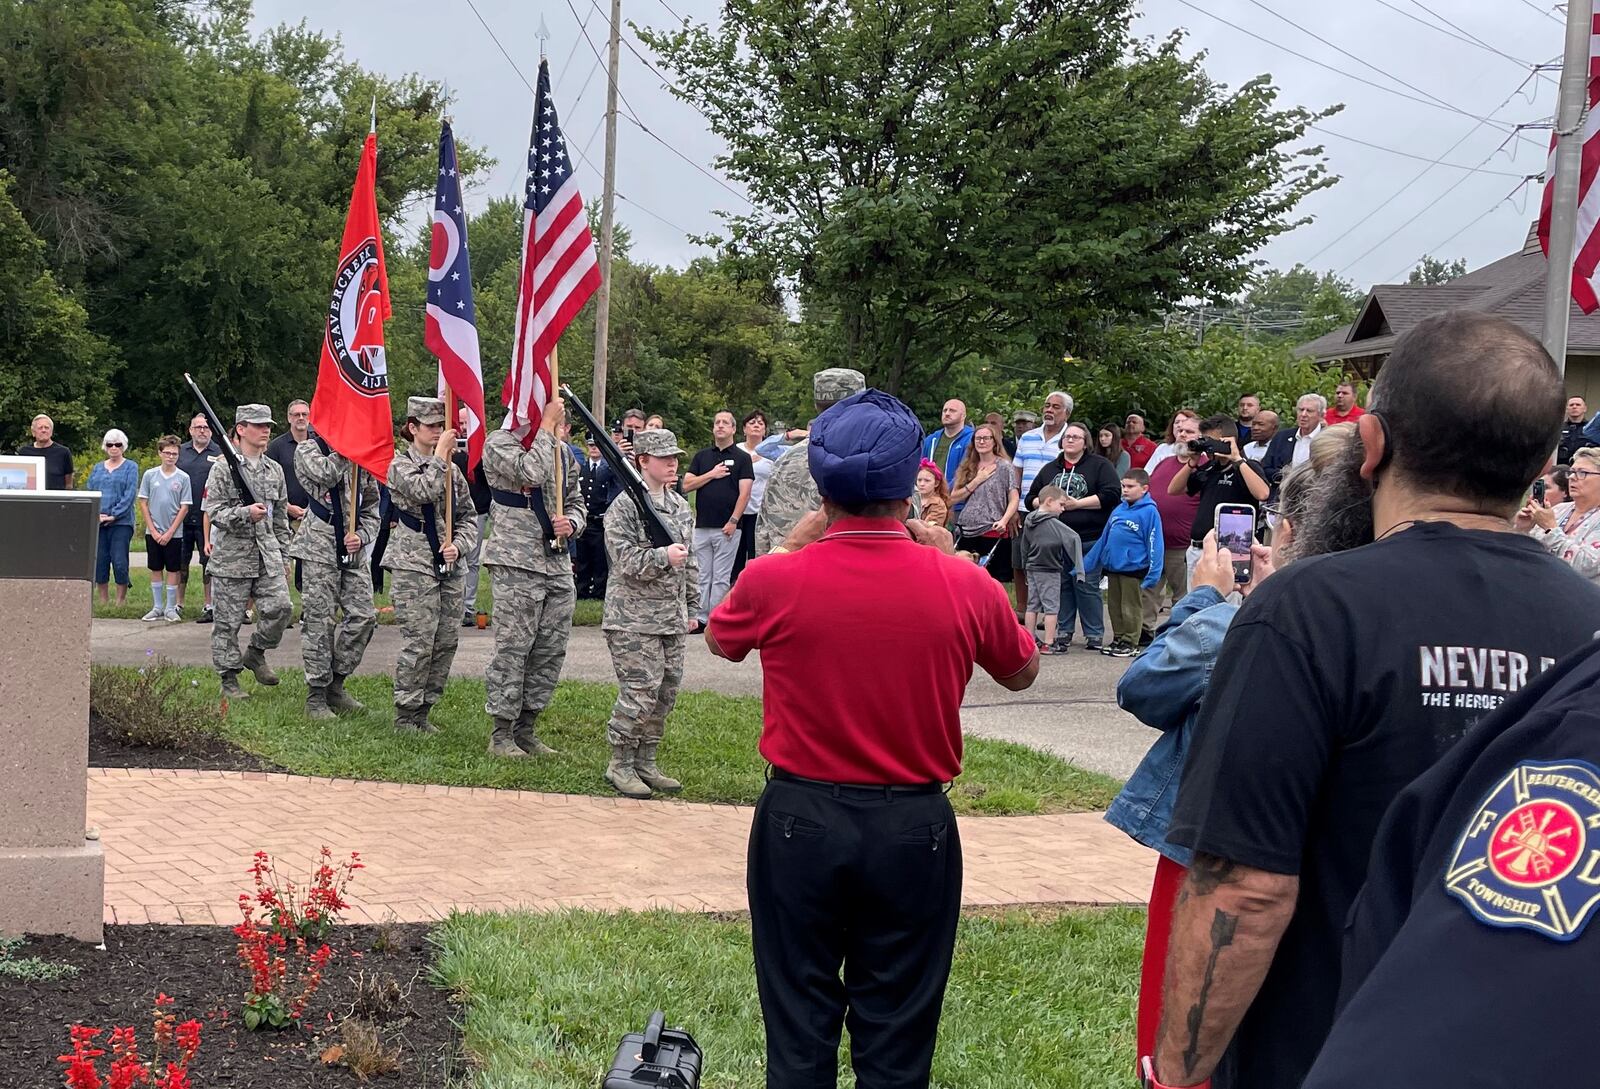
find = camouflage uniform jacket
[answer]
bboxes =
[383,444,479,576]
[602,486,700,634]
[288,442,381,567]
[481,429,587,575]
[755,440,819,552]
[202,453,291,578]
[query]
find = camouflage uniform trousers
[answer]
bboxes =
[299,559,378,688]
[603,630,686,747]
[211,570,292,674]
[484,565,576,723]
[391,568,468,713]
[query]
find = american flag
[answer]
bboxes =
[501,57,600,442]
[425,119,487,471]
[1539,12,1600,313]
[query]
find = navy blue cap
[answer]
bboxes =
[807,389,922,505]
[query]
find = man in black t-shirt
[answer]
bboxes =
[683,410,753,626]
[175,413,223,622]
[1147,312,1600,1089]
[265,399,313,594]
[1164,414,1268,589]
[17,413,74,489]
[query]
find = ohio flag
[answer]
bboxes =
[425,119,487,471]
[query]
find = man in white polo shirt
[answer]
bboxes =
[1011,390,1071,616]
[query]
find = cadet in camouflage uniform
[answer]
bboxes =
[602,428,700,798]
[384,397,479,731]
[481,397,586,757]
[204,404,294,699]
[291,437,381,720]
[754,367,865,555]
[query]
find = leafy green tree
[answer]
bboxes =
[0,172,119,449]
[1406,255,1468,285]
[1240,264,1365,339]
[641,0,1334,416]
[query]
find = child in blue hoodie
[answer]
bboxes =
[1082,469,1163,657]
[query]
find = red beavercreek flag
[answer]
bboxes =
[312,130,394,480]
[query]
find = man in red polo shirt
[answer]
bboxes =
[708,388,1039,1089]
[1324,380,1366,426]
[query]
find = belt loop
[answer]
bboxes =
[883,785,893,803]
[831,784,841,800]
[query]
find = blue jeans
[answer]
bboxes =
[1058,563,1105,643]
[96,523,134,586]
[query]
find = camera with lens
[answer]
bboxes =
[1186,437,1234,457]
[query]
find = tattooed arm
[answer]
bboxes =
[1153,853,1299,1085]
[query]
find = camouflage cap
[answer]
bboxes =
[406,396,446,425]
[235,404,275,425]
[634,428,684,457]
[814,368,866,405]
[1012,409,1040,424]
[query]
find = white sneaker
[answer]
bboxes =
[164,608,182,623]
[140,607,164,622]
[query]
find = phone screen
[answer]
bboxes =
[1216,506,1255,585]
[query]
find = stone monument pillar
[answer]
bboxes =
[0,491,105,942]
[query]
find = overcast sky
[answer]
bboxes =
[250,0,1571,294]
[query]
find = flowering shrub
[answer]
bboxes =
[232,847,358,1030]
[89,659,221,751]
[58,993,201,1088]
[247,847,362,942]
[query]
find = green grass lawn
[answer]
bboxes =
[89,565,604,626]
[104,666,1121,815]
[432,906,1143,1088]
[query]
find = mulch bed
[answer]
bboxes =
[1,923,463,1087]
[89,711,283,773]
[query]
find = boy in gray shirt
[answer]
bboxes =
[136,435,194,622]
[1021,485,1084,654]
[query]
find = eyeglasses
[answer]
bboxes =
[1261,502,1282,518]
[974,435,994,442]
[105,442,124,448]
[1571,470,1600,480]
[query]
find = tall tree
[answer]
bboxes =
[641,0,1334,413]
[1241,264,1365,339]
[1406,255,1468,285]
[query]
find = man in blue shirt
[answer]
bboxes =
[920,399,973,483]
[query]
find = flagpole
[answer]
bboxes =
[1543,0,1594,376]
[443,384,457,549]
[592,0,622,423]
[551,344,565,522]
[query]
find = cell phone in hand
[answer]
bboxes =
[1532,478,1547,504]
[1215,503,1255,585]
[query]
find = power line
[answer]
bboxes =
[1380,177,1536,283]
[1241,0,1537,118]
[1176,0,1540,144]
[1372,0,1554,78]
[1405,0,1543,68]
[1302,68,1543,265]
[563,0,753,205]
[1519,0,1565,25]
[552,3,592,93]
[651,0,687,25]
[1308,124,1533,177]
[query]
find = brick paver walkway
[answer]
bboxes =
[89,770,1154,924]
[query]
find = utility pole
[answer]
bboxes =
[591,0,624,421]
[1542,0,1594,377]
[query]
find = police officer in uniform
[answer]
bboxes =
[601,428,699,798]
[384,396,478,731]
[709,390,1039,1089]
[291,436,381,719]
[204,404,294,699]
[576,435,613,598]
[481,398,585,757]
[1299,639,1600,1089]
[754,367,864,555]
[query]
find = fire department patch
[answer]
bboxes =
[1445,760,1600,942]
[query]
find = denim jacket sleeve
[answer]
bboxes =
[1115,586,1237,731]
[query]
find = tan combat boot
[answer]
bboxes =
[605,743,653,799]
[513,710,559,756]
[488,718,527,758]
[634,742,682,793]
[305,687,336,721]
[326,674,364,713]
[240,645,279,686]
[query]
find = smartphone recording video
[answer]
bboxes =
[1216,504,1255,585]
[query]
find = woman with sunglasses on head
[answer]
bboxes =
[88,429,140,606]
[949,421,1018,581]
[1519,446,1600,586]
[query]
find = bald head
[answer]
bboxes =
[1373,311,1563,506]
[940,399,967,435]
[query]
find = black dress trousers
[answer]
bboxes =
[574,520,608,598]
[748,776,963,1089]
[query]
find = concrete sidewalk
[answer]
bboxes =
[92,769,1156,924]
[92,618,1158,778]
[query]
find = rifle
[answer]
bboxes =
[182,372,268,556]
[561,385,675,549]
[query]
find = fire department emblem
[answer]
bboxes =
[1445,760,1600,942]
[324,238,388,397]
